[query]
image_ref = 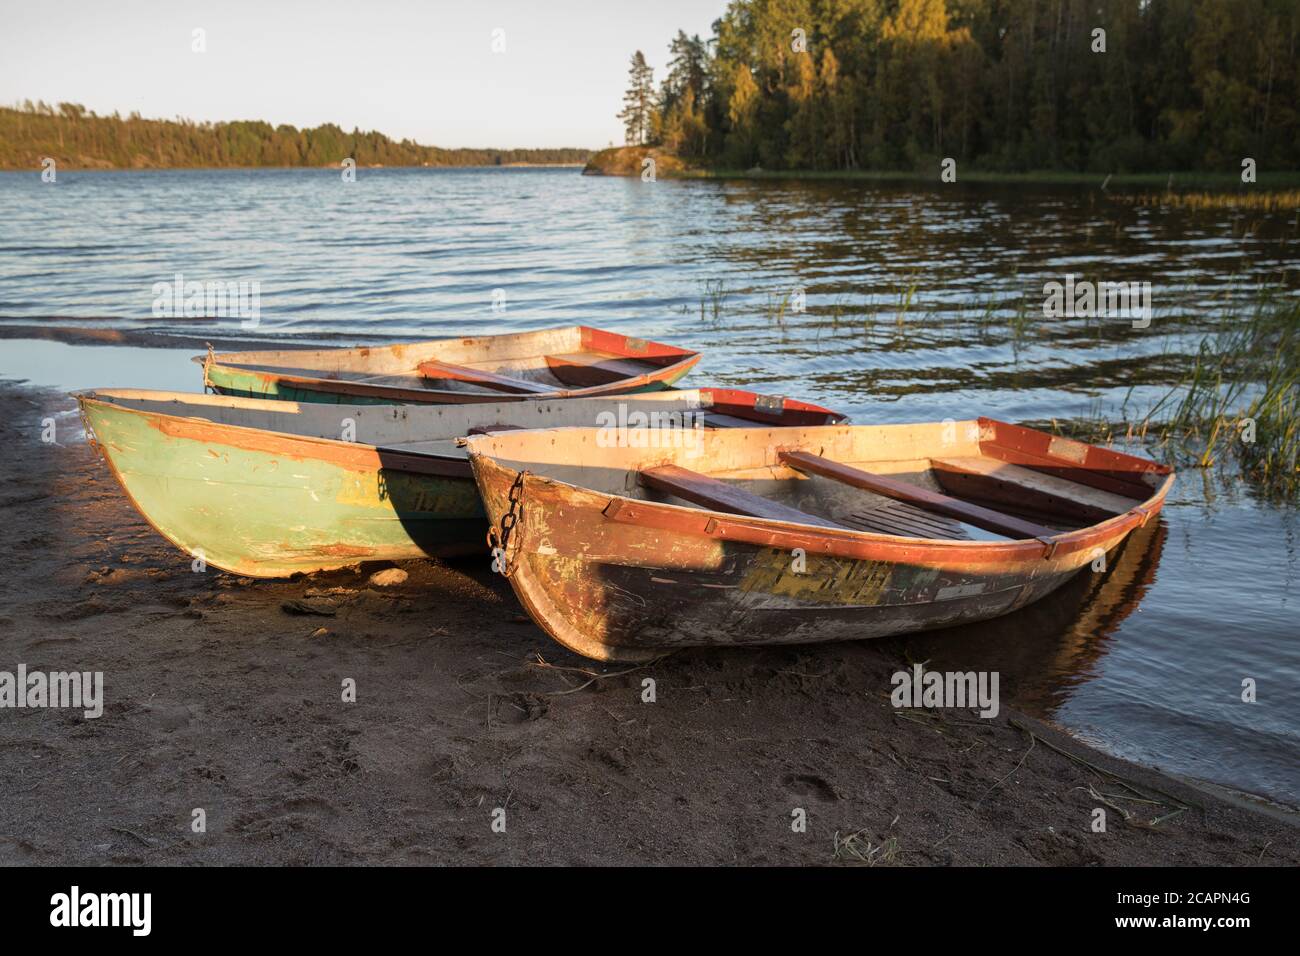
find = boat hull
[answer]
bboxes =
[80,397,483,577]
[470,450,1168,662]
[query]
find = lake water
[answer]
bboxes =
[1,167,1297,806]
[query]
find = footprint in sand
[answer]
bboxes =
[782,773,839,803]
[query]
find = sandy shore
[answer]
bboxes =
[0,377,1295,865]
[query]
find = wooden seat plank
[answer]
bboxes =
[544,352,660,388]
[638,464,846,529]
[416,359,553,394]
[931,456,1133,524]
[779,450,1055,541]
[981,443,1154,500]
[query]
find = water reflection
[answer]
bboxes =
[880,518,1165,715]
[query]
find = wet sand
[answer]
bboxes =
[0,378,1296,865]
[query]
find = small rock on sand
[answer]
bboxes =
[369,568,408,587]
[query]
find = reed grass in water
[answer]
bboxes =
[1112,190,1300,212]
[1073,295,1300,500]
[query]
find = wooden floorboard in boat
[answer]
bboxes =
[837,499,972,540]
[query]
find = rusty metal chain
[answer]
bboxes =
[486,470,528,577]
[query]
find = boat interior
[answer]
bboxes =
[77,388,844,462]
[468,420,1173,542]
[204,326,699,395]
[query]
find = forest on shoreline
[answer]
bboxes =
[0,103,591,170]
[615,0,1300,174]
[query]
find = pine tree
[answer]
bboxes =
[617,51,656,146]
[661,31,710,117]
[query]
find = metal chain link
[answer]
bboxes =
[486,470,528,577]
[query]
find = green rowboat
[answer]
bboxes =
[76,388,845,578]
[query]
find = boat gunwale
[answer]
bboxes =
[698,387,850,425]
[74,392,476,479]
[197,324,589,367]
[72,386,847,482]
[73,385,845,435]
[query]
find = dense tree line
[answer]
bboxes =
[622,0,1300,172]
[0,102,590,170]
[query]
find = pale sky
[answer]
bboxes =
[0,0,723,149]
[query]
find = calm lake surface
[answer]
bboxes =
[1,167,1297,806]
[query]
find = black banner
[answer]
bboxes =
[0,865,1282,940]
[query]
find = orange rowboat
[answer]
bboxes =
[467,418,1173,661]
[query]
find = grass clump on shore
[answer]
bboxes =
[832,829,900,866]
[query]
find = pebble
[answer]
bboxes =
[368,568,408,587]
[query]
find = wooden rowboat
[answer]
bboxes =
[198,326,701,404]
[465,420,1174,661]
[75,387,845,578]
